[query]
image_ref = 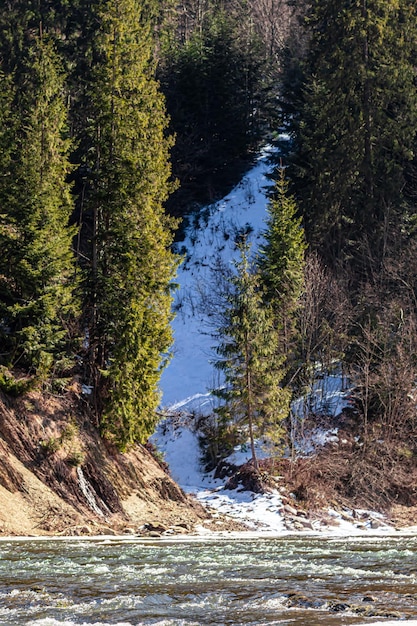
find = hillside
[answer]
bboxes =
[157,145,417,533]
[0,383,238,537]
[0,380,416,538]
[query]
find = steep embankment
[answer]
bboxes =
[0,383,216,537]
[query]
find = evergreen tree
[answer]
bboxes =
[0,34,78,377]
[284,0,417,264]
[159,1,270,212]
[213,242,290,469]
[259,165,306,352]
[83,0,179,449]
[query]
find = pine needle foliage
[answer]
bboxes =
[259,165,306,352]
[213,242,290,469]
[284,0,417,265]
[0,35,78,378]
[84,0,180,450]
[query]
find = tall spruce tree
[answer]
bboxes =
[83,0,179,449]
[0,33,77,377]
[213,242,290,469]
[259,165,306,353]
[284,0,417,264]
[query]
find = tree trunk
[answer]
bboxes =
[245,338,259,471]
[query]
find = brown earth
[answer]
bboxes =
[1,384,416,537]
[389,504,417,529]
[0,384,244,537]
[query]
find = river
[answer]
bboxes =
[0,533,416,625]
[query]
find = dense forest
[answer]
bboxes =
[0,0,416,508]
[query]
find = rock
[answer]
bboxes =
[285,592,325,609]
[296,517,315,530]
[362,595,377,602]
[283,504,298,516]
[143,522,167,533]
[214,460,238,480]
[351,606,373,616]
[170,525,189,534]
[369,518,385,529]
[329,601,349,612]
[321,516,341,527]
[175,522,190,530]
[352,606,402,619]
[70,525,91,536]
[98,527,117,536]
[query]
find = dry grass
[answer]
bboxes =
[278,431,417,513]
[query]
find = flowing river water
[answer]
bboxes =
[0,534,416,626]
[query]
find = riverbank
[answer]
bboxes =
[1,382,416,539]
[150,412,417,538]
[0,386,216,538]
[1,520,417,542]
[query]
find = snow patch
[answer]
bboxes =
[76,467,109,518]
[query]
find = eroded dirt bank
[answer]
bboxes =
[0,385,235,537]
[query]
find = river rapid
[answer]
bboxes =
[0,533,416,626]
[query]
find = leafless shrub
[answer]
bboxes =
[288,252,352,451]
[281,429,417,512]
[348,236,417,439]
[296,252,351,370]
[248,0,295,60]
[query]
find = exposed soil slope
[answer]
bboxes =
[0,383,214,536]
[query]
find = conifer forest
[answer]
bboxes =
[0,0,417,507]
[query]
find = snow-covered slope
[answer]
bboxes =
[155,147,294,531]
[152,414,288,533]
[154,148,390,535]
[160,146,275,413]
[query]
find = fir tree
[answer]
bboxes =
[83,0,179,449]
[259,165,306,353]
[284,0,417,264]
[213,242,290,469]
[0,34,78,377]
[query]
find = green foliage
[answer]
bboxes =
[39,418,85,465]
[213,242,291,468]
[63,420,86,466]
[0,367,35,397]
[159,2,271,212]
[39,436,61,456]
[82,0,180,450]
[259,166,306,352]
[0,34,78,377]
[283,0,417,265]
